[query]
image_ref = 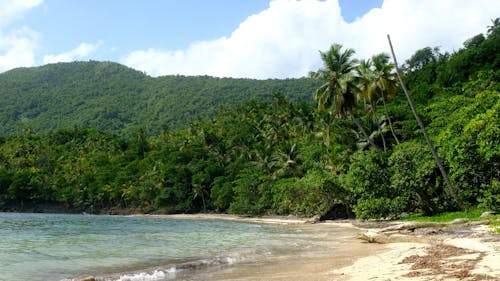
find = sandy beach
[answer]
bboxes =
[133,214,500,281]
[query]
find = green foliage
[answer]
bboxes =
[478,179,500,212]
[0,21,498,220]
[340,149,409,219]
[271,170,337,217]
[389,141,448,215]
[432,90,500,206]
[0,61,319,136]
[401,208,499,222]
[490,220,500,234]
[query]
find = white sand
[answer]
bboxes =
[330,242,427,281]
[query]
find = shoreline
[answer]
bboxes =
[3,211,498,280]
[130,213,325,225]
[127,213,500,281]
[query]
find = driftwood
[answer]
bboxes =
[357,218,497,244]
[356,230,428,244]
[379,219,496,233]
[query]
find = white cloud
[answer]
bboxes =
[0,0,43,27]
[122,0,500,79]
[0,0,43,72]
[0,27,39,70]
[42,41,102,64]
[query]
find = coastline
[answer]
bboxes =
[2,211,498,280]
[130,213,320,224]
[125,213,499,281]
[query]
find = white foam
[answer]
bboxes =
[225,256,236,265]
[113,268,176,281]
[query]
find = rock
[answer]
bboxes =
[357,230,387,243]
[416,227,444,235]
[450,218,470,225]
[79,277,96,281]
[480,211,496,218]
[305,215,321,224]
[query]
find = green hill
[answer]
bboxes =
[0,61,319,135]
[0,21,498,217]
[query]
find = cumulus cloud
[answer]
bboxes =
[0,0,43,72]
[42,41,102,64]
[122,0,500,79]
[0,27,39,70]
[0,0,43,27]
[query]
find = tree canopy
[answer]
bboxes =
[0,20,498,218]
[0,62,319,136]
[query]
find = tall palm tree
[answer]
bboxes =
[310,44,381,153]
[310,44,358,116]
[371,53,400,144]
[356,59,387,151]
[487,17,499,36]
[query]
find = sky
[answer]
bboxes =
[0,0,499,79]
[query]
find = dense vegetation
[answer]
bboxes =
[0,21,498,218]
[0,63,318,135]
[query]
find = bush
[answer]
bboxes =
[354,197,409,220]
[340,150,411,219]
[389,141,447,215]
[478,179,500,211]
[271,170,337,217]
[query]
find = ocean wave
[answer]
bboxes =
[64,254,241,281]
[112,268,175,281]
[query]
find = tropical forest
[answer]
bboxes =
[0,21,498,219]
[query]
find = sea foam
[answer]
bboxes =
[112,268,176,281]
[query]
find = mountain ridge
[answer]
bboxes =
[0,61,319,136]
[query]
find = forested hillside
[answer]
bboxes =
[0,62,319,135]
[0,21,498,218]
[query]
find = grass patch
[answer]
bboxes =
[401,208,499,222]
[490,221,500,234]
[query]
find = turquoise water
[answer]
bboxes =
[0,213,342,281]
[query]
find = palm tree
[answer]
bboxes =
[356,59,387,151]
[310,44,381,153]
[371,53,400,145]
[487,17,499,36]
[192,183,208,212]
[269,142,300,179]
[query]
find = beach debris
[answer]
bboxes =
[377,219,495,233]
[480,211,496,218]
[450,218,470,224]
[305,215,321,224]
[356,230,427,243]
[379,221,448,232]
[356,218,498,244]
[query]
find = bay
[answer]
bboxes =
[0,212,357,281]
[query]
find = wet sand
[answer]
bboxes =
[179,223,387,281]
[134,214,500,281]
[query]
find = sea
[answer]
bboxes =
[0,212,358,281]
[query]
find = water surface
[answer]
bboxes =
[0,212,356,281]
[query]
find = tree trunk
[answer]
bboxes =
[370,104,387,151]
[201,192,206,212]
[351,114,382,156]
[380,91,400,144]
[387,34,463,209]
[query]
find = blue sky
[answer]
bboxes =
[19,0,381,61]
[1,0,498,78]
